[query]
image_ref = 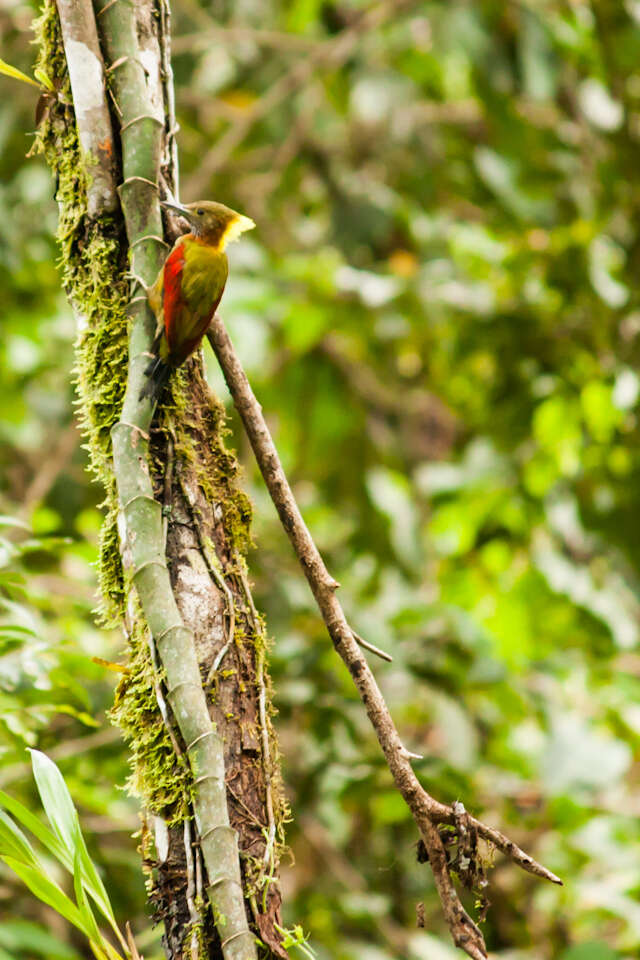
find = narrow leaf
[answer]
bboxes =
[30,749,80,854]
[33,67,54,92]
[0,59,39,88]
[77,840,119,933]
[0,790,70,867]
[73,847,102,945]
[1,857,91,937]
[0,810,40,868]
[28,752,118,933]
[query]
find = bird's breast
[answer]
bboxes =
[181,240,228,312]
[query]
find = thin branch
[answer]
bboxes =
[206,315,562,959]
[351,629,393,663]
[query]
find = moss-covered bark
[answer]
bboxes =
[36,2,287,956]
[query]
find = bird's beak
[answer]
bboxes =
[160,200,190,218]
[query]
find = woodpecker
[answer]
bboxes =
[140,199,254,404]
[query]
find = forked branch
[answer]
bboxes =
[206,316,561,960]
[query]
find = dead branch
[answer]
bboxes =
[206,315,561,960]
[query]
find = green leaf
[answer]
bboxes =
[76,836,119,935]
[0,920,84,959]
[281,302,330,353]
[580,381,621,444]
[0,790,69,866]
[30,748,81,853]
[0,58,40,88]
[33,67,54,91]
[29,751,119,934]
[1,856,91,937]
[0,810,40,868]
[73,846,102,946]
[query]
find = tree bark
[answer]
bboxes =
[36,2,286,956]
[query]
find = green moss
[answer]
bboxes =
[33,1,183,819]
[182,914,207,960]
[33,0,129,624]
[110,617,192,823]
[162,366,254,559]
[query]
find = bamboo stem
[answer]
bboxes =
[91,2,257,955]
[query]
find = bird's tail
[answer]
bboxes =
[139,355,171,405]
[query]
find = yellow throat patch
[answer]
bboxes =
[220,214,255,250]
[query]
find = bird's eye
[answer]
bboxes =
[196,208,205,216]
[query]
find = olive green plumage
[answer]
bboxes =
[141,201,255,404]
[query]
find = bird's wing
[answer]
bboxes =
[162,241,188,344]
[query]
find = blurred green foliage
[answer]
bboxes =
[1,1,640,958]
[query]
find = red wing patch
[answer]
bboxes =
[162,243,187,349]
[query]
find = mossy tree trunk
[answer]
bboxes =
[36,2,287,957]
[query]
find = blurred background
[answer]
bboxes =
[1,1,639,958]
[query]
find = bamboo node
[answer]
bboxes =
[122,493,158,511]
[113,420,150,442]
[187,729,216,751]
[118,176,160,191]
[132,559,166,578]
[120,114,165,133]
[129,233,169,250]
[221,931,252,949]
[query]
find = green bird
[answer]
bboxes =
[140,199,255,404]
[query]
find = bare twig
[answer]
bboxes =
[206,315,561,959]
[351,629,393,664]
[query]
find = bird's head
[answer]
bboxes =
[160,199,255,249]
